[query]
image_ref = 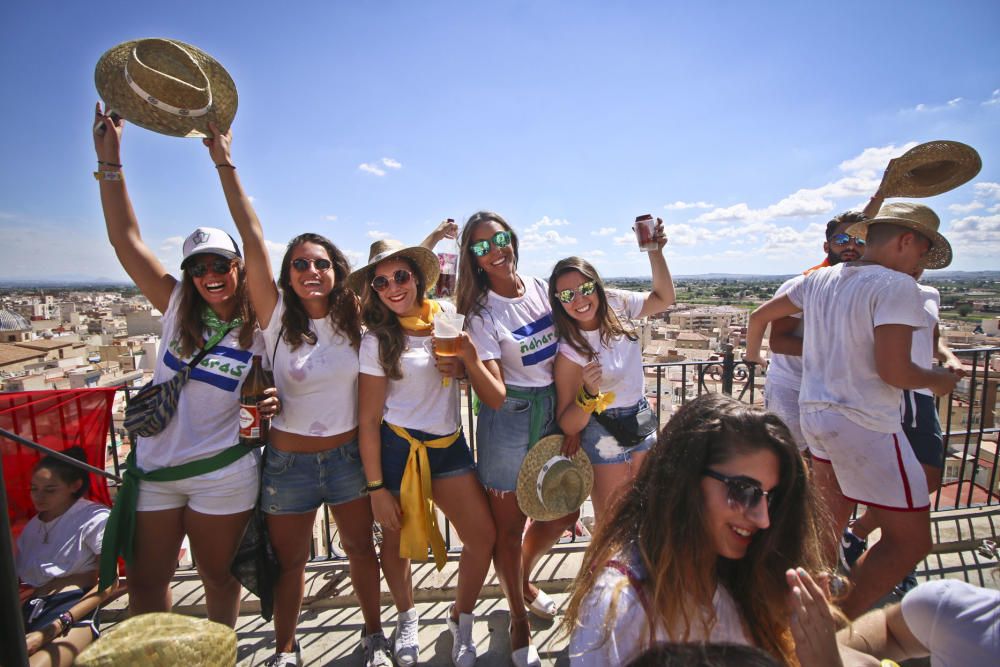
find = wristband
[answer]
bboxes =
[59,611,74,636]
[366,481,385,492]
[575,386,615,414]
[215,163,236,169]
[97,160,122,168]
[94,170,123,181]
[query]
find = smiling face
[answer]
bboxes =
[470,220,517,287]
[372,257,421,318]
[700,447,779,561]
[554,269,600,330]
[30,467,81,520]
[288,242,336,304]
[186,253,240,310]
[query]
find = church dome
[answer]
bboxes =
[0,309,31,331]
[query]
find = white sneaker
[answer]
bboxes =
[264,641,302,667]
[362,630,392,667]
[511,644,541,667]
[446,605,476,667]
[394,607,420,666]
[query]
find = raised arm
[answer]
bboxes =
[204,123,279,328]
[745,295,801,365]
[419,219,458,250]
[93,103,175,312]
[638,218,676,318]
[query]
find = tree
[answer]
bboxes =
[957,304,973,317]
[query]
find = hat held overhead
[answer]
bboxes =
[879,140,981,199]
[95,38,238,138]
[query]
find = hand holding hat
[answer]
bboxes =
[516,435,594,521]
[877,140,981,199]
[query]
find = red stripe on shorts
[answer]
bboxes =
[894,433,914,509]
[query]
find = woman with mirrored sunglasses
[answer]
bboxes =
[205,127,391,666]
[453,211,577,666]
[563,394,830,667]
[92,106,277,629]
[548,221,674,532]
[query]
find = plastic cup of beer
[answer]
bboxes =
[633,214,658,252]
[433,312,465,386]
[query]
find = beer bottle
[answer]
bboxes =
[239,355,270,446]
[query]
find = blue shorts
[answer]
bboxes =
[580,398,656,465]
[902,390,944,469]
[261,440,368,514]
[23,588,100,637]
[380,422,476,493]
[476,384,558,492]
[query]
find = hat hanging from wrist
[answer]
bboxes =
[76,612,236,666]
[180,227,242,270]
[516,435,594,521]
[95,38,238,138]
[347,239,440,294]
[879,140,981,198]
[846,202,953,270]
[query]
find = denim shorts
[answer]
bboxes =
[902,390,944,469]
[380,423,476,493]
[261,439,367,514]
[476,384,558,492]
[23,589,99,636]
[580,397,656,465]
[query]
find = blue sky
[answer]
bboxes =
[1,1,998,281]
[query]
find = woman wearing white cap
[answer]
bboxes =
[92,105,276,627]
[204,125,389,667]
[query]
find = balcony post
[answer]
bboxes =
[722,344,735,396]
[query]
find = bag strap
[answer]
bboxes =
[605,559,651,616]
[271,324,284,369]
[186,320,240,370]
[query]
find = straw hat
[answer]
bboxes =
[879,141,981,198]
[347,239,440,294]
[76,612,236,666]
[95,38,238,138]
[516,435,594,521]
[846,202,953,270]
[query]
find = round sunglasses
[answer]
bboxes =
[557,281,597,304]
[187,258,234,278]
[829,233,865,247]
[371,269,412,292]
[291,258,333,272]
[469,230,512,258]
[703,469,774,512]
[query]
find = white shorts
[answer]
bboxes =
[801,409,929,511]
[764,381,807,451]
[136,455,260,515]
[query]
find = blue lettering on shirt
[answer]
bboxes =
[511,314,556,367]
[164,343,251,392]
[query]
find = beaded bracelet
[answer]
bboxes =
[97,160,122,168]
[59,611,74,636]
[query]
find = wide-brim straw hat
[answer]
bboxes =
[95,38,237,138]
[516,434,594,521]
[347,239,440,294]
[76,612,236,666]
[880,140,981,198]
[846,202,953,270]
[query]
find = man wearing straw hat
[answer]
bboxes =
[745,202,960,618]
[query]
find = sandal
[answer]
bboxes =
[524,588,557,620]
[509,615,541,667]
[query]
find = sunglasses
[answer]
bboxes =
[829,233,866,247]
[371,269,413,292]
[557,281,597,304]
[291,258,333,272]
[703,469,774,511]
[469,230,512,258]
[187,258,234,278]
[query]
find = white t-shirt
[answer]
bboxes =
[558,290,647,408]
[16,499,109,588]
[466,276,557,388]
[765,274,805,392]
[359,300,460,435]
[263,292,359,436]
[569,557,751,666]
[139,284,263,475]
[786,263,926,433]
[900,579,999,666]
[910,284,940,398]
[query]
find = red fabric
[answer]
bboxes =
[1,389,116,538]
[803,257,831,275]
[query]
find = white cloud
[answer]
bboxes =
[359,163,386,176]
[613,233,636,246]
[982,90,1000,107]
[521,228,577,250]
[914,103,926,112]
[324,215,338,222]
[664,201,714,210]
[587,249,607,257]
[591,227,616,236]
[948,202,985,214]
[838,142,918,177]
[529,216,570,228]
[946,214,1000,258]
[974,182,1000,199]
[947,97,963,107]
[381,157,402,169]
[160,236,184,251]
[367,230,391,240]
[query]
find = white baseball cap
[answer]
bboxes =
[180,227,241,269]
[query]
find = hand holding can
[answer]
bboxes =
[633,214,658,252]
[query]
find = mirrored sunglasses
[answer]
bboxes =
[291,258,333,272]
[829,233,865,247]
[469,230,512,258]
[703,469,774,511]
[187,258,234,278]
[371,269,412,292]
[557,281,597,304]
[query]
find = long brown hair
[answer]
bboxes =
[561,394,827,666]
[277,233,362,350]
[548,256,636,362]
[454,211,520,317]
[359,256,427,380]
[177,257,256,357]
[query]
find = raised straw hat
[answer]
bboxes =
[516,434,594,521]
[879,140,981,198]
[76,612,236,666]
[846,202,953,270]
[95,38,237,138]
[347,239,441,294]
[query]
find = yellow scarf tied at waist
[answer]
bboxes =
[386,421,461,570]
[397,299,442,332]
